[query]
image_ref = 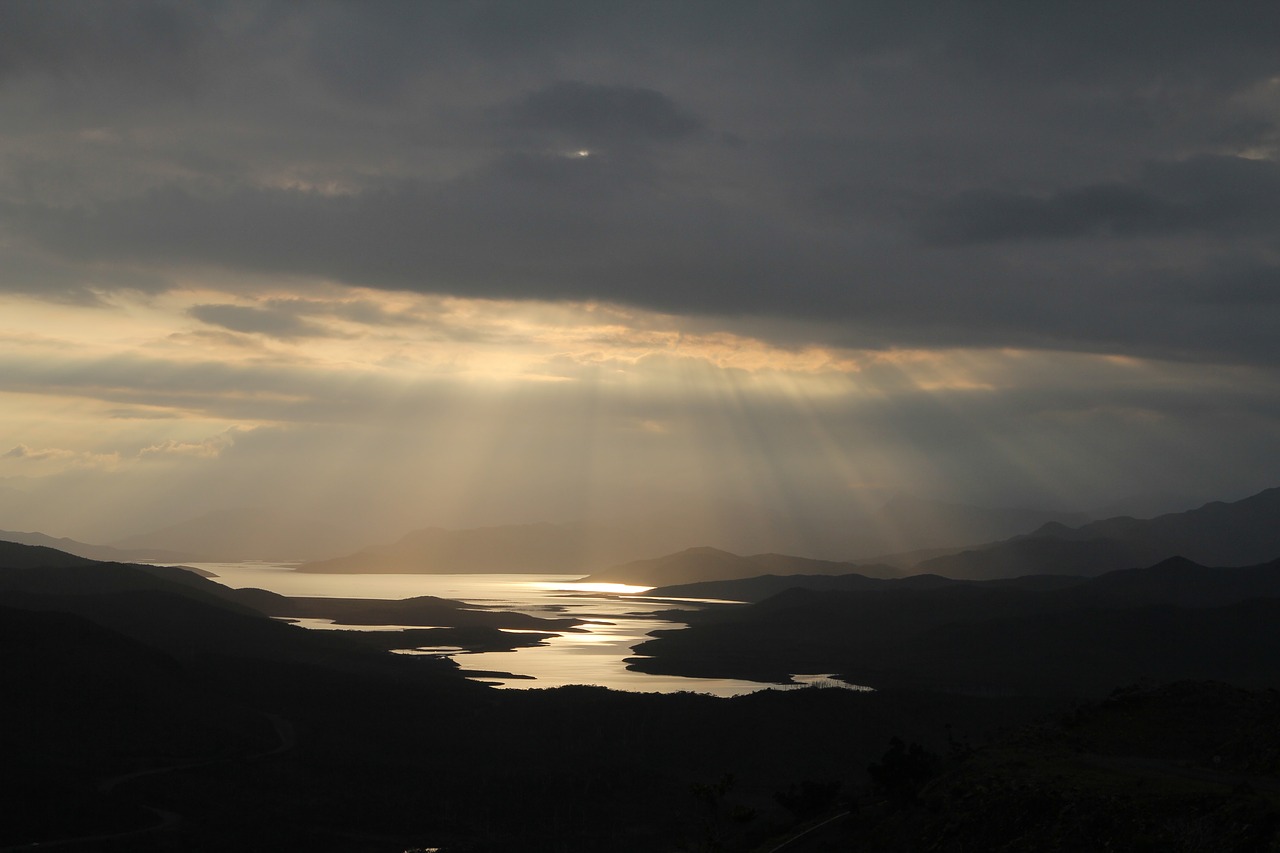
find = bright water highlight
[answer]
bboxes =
[190,562,868,697]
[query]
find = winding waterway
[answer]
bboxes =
[190,562,854,697]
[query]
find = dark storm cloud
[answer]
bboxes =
[503,81,702,149]
[5,163,813,316]
[1158,263,1280,308]
[0,0,206,86]
[923,156,1280,244]
[4,0,1280,364]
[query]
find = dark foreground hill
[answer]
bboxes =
[841,681,1280,852]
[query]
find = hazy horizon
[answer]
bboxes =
[2,3,1278,550]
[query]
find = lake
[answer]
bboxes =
[191,562,860,697]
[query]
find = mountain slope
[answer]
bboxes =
[0,540,99,569]
[0,529,194,563]
[914,487,1280,580]
[860,495,1091,557]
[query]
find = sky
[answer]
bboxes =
[1,1,1279,548]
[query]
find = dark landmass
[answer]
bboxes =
[655,554,1280,606]
[346,625,560,653]
[628,556,1280,696]
[0,548,583,655]
[841,681,1280,852]
[269,594,585,632]
[0,561,458,678]
[2,538,1071,852]
[9,526,1280,852]
[917,485,1280,579]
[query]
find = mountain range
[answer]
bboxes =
[603,487,1280,586]
[22,489,1203,574]
[0,529,193,564]
[586,547,902,587]
[108,507,391,562]
[296,494,1119,576]
[914,486,1280,580]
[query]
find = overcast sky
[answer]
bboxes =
[1,1,1278,547]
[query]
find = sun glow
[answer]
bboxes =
[3,280,1269,544]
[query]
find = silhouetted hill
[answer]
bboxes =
[587,546,902,586]
[1067,555,1280,607]
[0,528,194,563]
[111,507,378,561]
[0,544,462,681]
[915,536,1141,580]
[629,556,1280,696]
[914,486,1280,579]
[0,556,265,615]
[0,539,98,569]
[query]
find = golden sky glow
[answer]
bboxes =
[3,278,1276,549]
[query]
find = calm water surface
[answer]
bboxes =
[191,562,860,697]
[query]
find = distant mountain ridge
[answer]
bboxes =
[592,487,1279,586]
[293,493,1109,576]
[299,522,609,574]
[646,554,1280,608]
[586,546,901,587]
[0,528,193,564]
[856,495,1091,558]
[917,486,1280,580]
[111,507,383,562]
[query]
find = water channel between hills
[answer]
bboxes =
[190,562,860,697]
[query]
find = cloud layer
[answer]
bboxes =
[1,2,1279,544]
[1,1,1278,362]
